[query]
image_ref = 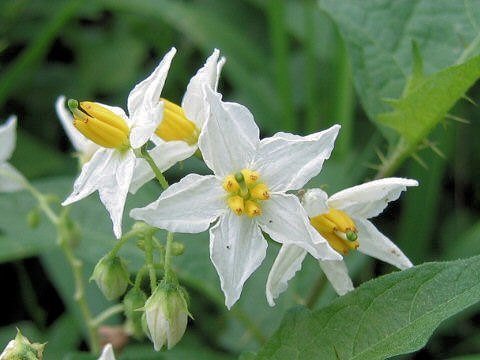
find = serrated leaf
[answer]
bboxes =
[254,255,480,360]
[377,54,480,144]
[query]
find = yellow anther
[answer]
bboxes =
[227,196,244,216]
[68,99,130,150]
[310,208,359,255]
[250,183,270,200]
[241,169,259,186]
[223,175,240,193]
[245,200,262,218]
[155,98,199,145]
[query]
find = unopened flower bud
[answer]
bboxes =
[91,255,129,300]
[26,208,41,228]
[123,287,147,340]
[0,329,45,360]
[144,282,190,351]
[171,242,185,256]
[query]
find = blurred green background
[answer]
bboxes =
[0,0,479,359]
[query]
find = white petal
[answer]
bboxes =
[302,188,329,217]
[198,87,259,176]
[318,259,354,296]
[210,212,267,309]
[130,174,225,233]
[62,148,114,206]
[257,193,341,261]
[0,116,17,162]
[98,151,136,238]
[182,49,224,128]
[266,244,307,306]
[252,125,340,192]
[0,163,25,192]
[55,96,95,153]
[128,48,176,148]
[97,344,116,360]
[355,218,413,269]
[328,177,419,219]
[129,141,197,194]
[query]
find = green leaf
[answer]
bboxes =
[377,54,480,144]
[254,255,480,360]
[320,0,480,121]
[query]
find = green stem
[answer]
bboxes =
[374,139,411,179]
[305,273,327,309]
[144,232,157,292]
[164,232,174,283]
[109,227,143,258]
[90,304,124,328]
[134,266,149,288]
[139,146,169,190]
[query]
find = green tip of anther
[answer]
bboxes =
[346,230,357,242]
[234,172,244,183]
[67,98,79,111]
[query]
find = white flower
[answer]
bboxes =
[97,343,116,360]
[131,87,342,308]
[266,177,418,306]
[129,49,225,194]
[0,116,25,192]
[55,95,100,165]
[62,48,178,238]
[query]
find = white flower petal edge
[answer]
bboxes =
[198,87,259,177]
[0,115,17,162]
[97,343,116,360]
[0,116,25,192]
[253,125,340,192]
[55,95,98,156]
[302,188,329,217]
[266,244,307,306]
[128,47,176,148]
[328,177,419,219]
[182,49,226,129]
[130,173,226,233]
[210,211,268,309]
[257,193,341,261]
[318,259,354,296]
[355,218,413,269]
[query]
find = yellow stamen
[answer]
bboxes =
[241,169,259,186]
[227,196,244,215]
[68,99,130,150]
[245,200,262,218]
[223,175,240,193]
[250,183,270,200]
[310,208,359,255]
[155,98,199,145]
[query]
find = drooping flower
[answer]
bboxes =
[97,343,116,360]
[62,48,225,238]
[129,49,225,193]
[266,177,418,306]
[131,87,342,308]
[55,95,100,165]
[0,116,26,192]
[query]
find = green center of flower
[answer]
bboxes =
[310,208,359,255]
[223,169,270,218]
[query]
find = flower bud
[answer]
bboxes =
[144,282,190,351]
[26,208,41,228]
[91,255,130,300]
[123,287,147,340]
[171,242,185,256]
[0,329,45,360]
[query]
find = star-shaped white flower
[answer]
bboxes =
[266,177,418,306]
[129,49,225,193]
[63,48,177,238]
[97,344,116,360]
[131,87,342,308]
[56,95,100,165]
[0,116,26,192]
